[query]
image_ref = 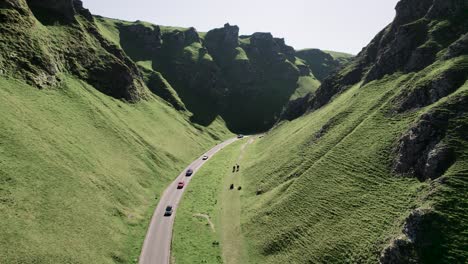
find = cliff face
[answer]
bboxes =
[1,1,331,132]
[0,0,148,101]
[284,0,467,120]
[99,20,322,132]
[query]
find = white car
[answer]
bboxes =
[202,155,209,160]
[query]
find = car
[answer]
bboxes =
[237,134,244,139]
[177,181,185,189]
[202,155,209,160]
[185,169,193,176]
[164,205,173,216]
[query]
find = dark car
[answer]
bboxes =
[185,169,193,176]
[164,205,173,216]
[237,134,244,139]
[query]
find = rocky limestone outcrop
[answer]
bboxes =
[395,64,468,112]
[25,0,91,23]
[0,0,60,88]
[244,33,296,62]
[118,22,162,61]
[162,27,200,49]
[26,0,76,22]
[380,207,447,264]
[1,0,146,101]
[380,209,426,264]
[380,235,418,264]
[393,93,467,180]
[442,33,468,60]
[281,0,467,123]
[363,0,467,83]
[205,23,239,51]
[204,23,240,67]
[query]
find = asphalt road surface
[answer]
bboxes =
[139,137,240,264]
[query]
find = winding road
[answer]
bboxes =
[139,137,240,264]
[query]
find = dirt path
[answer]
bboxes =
[220,136,256,264]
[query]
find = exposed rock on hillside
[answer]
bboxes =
[205,23,239,52]
[379,208,445,264]
[363,0,467,83]
[119,23,162,59]
[110,20,315,132]
[0,0,60,88]
[443,33,468,60]
[26,0,77,23]
[283,0,467,119]
[393,93,467,180]
[14,2,335,133]
[395,62,467,112]
[1,0,146,101]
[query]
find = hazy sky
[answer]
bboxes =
[83,0,400,55]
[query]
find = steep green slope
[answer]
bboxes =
[0,1,232,263]
[236,0,468,263]
[0,76,231,263]
[240,73,466,263]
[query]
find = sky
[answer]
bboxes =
[83,0,400,55]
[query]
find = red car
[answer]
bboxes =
[177,181,185,189]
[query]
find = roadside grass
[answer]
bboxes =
[0,76,231,263]
[172,140,245,264]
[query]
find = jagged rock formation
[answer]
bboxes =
[380,208,443,264]
[393,92,467,181]
[11,0,339,132]
[283,0,468,120]
[395,61,467,112]
[103,20,320,132]
[119,23,162,60]
[1,0,147,101]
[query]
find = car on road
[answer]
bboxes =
[164,205,173,216]
[185,169,193,176]
[177,181,185,189]
[202,155,209,160]
[237,134,244,139]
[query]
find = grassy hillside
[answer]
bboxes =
[295,49,349,81]
[0,2,235,263]
[238,63,467,263]
[322,50,354,59]
[0,75,231,263]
